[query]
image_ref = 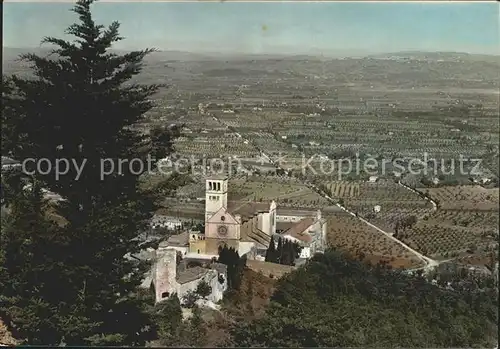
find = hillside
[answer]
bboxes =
[230,250,498,348]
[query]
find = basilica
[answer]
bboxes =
[145,175,328,304]
[187,175,326,260]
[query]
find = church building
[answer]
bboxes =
[145,175,328,304]
[188,175,277,257]
[187,175,326,260]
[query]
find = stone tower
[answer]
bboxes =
[153,244,177,303]
[205,175,228,222]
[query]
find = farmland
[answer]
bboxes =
[327,181,361,197]
[423,185,499,210]
[395,223,496,257]
[229,176,331,209]
[99,50,499,187]
[323,179,434,233]
[7,48,494,268]
[326,213,424,269]
[393,185,499,259]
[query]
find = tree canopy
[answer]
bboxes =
[218,246,245,291]
[231,250,498,348]
[1,0,177,345]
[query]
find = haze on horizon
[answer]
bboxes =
[3,2,499,56]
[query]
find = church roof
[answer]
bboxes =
[176,266,209,284]
[209,262,228,274]
[276,221,295,232]
[282,217,315,243]
[240,224,270,249]
[167,232,189,246]
[208,206,239,224]
[228,201,271,220]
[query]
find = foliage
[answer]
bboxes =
[195,280,212,299]
[182,290,200,309]
[186,306,207,346]
[1,0,180,345]
[153,294,183,345]
[264,236,277,262]
[266,237,302,266]
[149,124,182,161]
[153,296,208,347]
[0,176,69,345]
[218,246,245,291]
[231,249,498,348]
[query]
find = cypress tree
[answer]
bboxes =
[265,236,277,262]
[218,246,244,290]
[291,241,302,264]
[1,0,177,345]
[276,237,283,264]
[280,240,294,266]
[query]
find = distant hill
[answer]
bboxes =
[2,47,214,62]
[366,51,500,63]
[4,47,498,64]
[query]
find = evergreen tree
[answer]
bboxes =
[279,240,292,266]
[291,241,302,264]
[1,0,177,345]
[276,237,283,264]
[195,280,212,299]
[231,249,499,347]
[153,294,183,346]
[265,236,276,262]
[186,306,207,347]
[0,176,73,345]
[218,246,244,290]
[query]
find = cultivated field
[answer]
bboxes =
[425,210,499,231]
[423,185,499,210]
[327,181,361,197]
[323,179,434,233]
[229,176,330,208]
[393,184,499,259]
[396,223,496,257]
[326,213,424,269]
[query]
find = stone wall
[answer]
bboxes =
[246,259,296,279]
[175,268,227,305]
[152,247,228,304]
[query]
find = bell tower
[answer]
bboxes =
[205,175,228,222]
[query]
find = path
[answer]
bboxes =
[398,180,438,212]
[210,113,439,272]
[309,182,439,272]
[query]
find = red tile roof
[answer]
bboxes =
[283,218,315,243]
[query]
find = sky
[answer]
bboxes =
[3,1,500,56]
